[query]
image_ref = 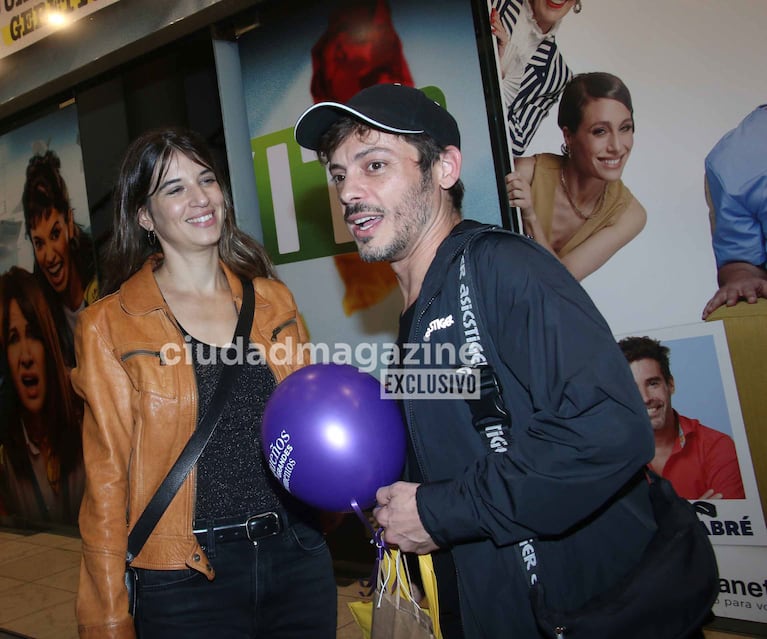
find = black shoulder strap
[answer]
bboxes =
[458,240,541,588]
[457,240,512,450]
[126,276,255,562]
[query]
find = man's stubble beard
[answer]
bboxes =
[356,171,434,263]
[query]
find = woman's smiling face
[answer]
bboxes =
[565,98,635,182]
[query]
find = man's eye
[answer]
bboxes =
[331,174,345,184]
[368,161,385,171]
[50,228,60,240]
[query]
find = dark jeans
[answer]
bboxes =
[133,519,337,638]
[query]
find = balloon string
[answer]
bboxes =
[351,499,388,597]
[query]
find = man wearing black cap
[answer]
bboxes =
[294,84,659,638]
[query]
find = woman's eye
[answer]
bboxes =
[368,161,385,171]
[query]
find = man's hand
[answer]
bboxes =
[702,262,767,319]
[373,481,439,554]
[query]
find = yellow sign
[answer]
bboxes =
[1,0,120,58]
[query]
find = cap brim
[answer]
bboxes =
[294,101,424,151]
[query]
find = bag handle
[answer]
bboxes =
[126,276,255,562]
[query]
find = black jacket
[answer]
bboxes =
[404,220,656,638]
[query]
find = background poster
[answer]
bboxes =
[521,0,767,337]
[239,0,501,358]
[0,104,91,273]
[0,102,91,527]
[713,545,767,624]
[615,322,765,547]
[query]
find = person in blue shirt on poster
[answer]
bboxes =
[702,105,767,319]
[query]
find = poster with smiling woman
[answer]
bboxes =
[0,102,92,529]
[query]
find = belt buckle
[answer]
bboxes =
[245,512,281,541]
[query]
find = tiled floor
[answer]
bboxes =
[0,528,372,639]
[0,527,760,639]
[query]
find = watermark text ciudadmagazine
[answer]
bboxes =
[156,336,481,399]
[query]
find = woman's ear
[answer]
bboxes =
[438,146,462,190]
[562,127,573,151]
[137,206,153,232]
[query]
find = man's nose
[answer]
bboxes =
[338,173,365,206]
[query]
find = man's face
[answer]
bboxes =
[327,130,437,263]
[628,358,675,432]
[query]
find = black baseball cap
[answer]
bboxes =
[294,83,460,151]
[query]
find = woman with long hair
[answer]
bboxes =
[72,127,336,638]
[506,71,647,280]
[0,266,84,525]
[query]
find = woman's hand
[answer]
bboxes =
[505,168,558,258]
[506,172,534,219]
[490,8,510,54]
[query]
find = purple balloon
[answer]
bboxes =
[262,363,407,512]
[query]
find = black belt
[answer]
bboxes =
[193,511,283,544]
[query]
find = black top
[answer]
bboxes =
[189,334,283,526]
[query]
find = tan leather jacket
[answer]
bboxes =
[71,259,310,639]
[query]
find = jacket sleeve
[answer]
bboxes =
[508,45,571,156]
[417,235,655,547]
[71,309,137,639]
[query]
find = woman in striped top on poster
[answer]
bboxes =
[489,0,577,156]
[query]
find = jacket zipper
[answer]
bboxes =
[271,318,296,342]
[121,349,166,365]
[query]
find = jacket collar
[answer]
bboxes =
[418,219,496,303]
[119,256,250,316]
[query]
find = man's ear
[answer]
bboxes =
[669,376,676,395]
[137,206,153,232]
[438,145,462,190]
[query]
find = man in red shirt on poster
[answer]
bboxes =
[619,336,745,500]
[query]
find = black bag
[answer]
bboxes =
[530,471,718,639]
[457,234,719,639]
